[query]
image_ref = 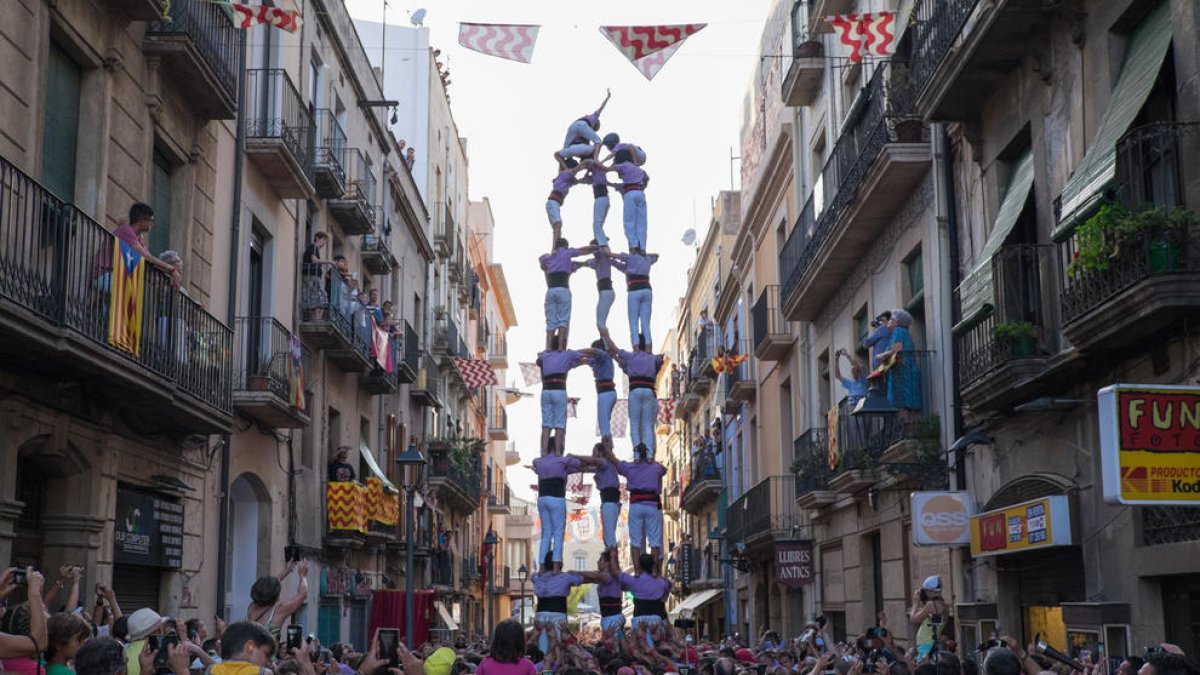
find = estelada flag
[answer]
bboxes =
[107,239,145,355]
[288,333,306,411]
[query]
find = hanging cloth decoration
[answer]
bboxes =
[598,24,707,80]
[656,399,674,428]
[458,23,540,63]
[230,3,303,33]
[828,12,896,63]
[453,357,498,387]
[520,362,542,387]
[711,353,749,374]
[567,397,580,418]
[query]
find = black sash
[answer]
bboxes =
[597,278,613,291]
[546,272,570,288]
[537,596,568,613]
[629,375,655,390]
[595,378,615,393]
[539,478,566,498]
[633,598,666,617]
[542,374,566,390]
[599,597,623,617]
[600,487,621,503]
[628,274,651,291]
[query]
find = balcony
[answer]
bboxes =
[431,551,455,589]
[506,505,534,538]
[434,202,455,258]
[329,149,377,236]
[487,486,512,515]
[410,356,443,408]
[505,449,521,465]
[1059,123,1200,353]
[365,477,400,543]
[232,317,312,428]
[312,109,348,199]
[488,333,508,369]
[780,64,930,321]
[298,265,372,372]
[955,245,1053,411]
[782,1,824,107]
[725,476,799,551]
[681,459,722,515]
[360,334,401,395]
[488,399,509,440]
[245,69,315,199]
[113,0,168,22]
[144,0,239,119]
[361,232,394,276]
[753,285,793,360]
[909,0,1057,121]
[396,320,419,384]
[0,156,232,433]
[325,481,367,548]
[427,444,482,513]
[793,428,837,509]
[721,339,756,414]
[433,316,465,365]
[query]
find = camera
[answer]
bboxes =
[12,569,26,586]
[286,624,303,650]
[870,313,889,329]
[152,633,179,672]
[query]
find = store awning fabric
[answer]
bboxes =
[359,440,398,493]
[668,588,722,619]
[434,601,459,631]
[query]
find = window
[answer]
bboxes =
[573,553,587,571]
[779,380,794,458]
[42,40,82,201]
[853,306,869,346]
[904,247,924,308]
[327,407,341,467]
[817,350,831,414]
[317,601,340,646]
[149,152,175,254]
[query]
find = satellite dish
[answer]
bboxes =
[681,229,697,246]
[409,8,426,26]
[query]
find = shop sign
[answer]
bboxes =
[911,491,974,546]
[1098,384,1200,505]
[969,495,1071,557]
[774,540,814,587]
[114,484,184,569]
[680,543,693,586]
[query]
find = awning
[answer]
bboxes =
[1053,0,1172,239]
[668,588,722,619]
[434,601,459,631]
[359,440,399,493]
[954,149,1034,332]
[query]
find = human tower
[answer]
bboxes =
[529,91,672,654]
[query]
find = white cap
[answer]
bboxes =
[922,575,942,591]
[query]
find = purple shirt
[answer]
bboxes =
[592,459,620,490]
[538,349,584,376]
[617,350,663,379]
[614,253,657,277]
[532,454,583,480]
[533,571,585,597]
[589,251,612,280]
[596,574,622,599]
[551,169,575,194]
[589,349,614,381]
[616,461,665,492]
[612,162,646,186]
[539,248,584,274]
[591,167,608,188]
[619,572,670,600]
[113,223,143,249]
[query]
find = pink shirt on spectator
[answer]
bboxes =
[476,657,537,675]
[113,223,143,249]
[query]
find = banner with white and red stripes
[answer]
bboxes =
[458,23,540,63]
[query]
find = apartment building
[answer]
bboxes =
[907,0,1200,653]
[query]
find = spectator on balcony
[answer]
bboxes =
[246,560,309,641]
[611,250,658,349]
[381,301,398,334]
[545,160,589,243]
[878,309,922,413]
[834,349,868,408]
[861,311,892,362]
[301,232,334,318]
[405,148,416,171]
[328,446,357,482]
[93,203,181,293]
[365,289,384,325]
[554,89,609,169]
[538,238,597,351]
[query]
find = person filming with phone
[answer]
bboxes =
[909,576,947,660]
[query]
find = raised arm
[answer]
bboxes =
[579,571,610,584]
[594,89,611,117]
[274,561,310,627]
[609,257,628,273]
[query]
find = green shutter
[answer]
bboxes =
[150,151,173,254]
[41,41,82,201]
[954,149,1035,333]
[317,601,340,646]
[1053,1,1172,239]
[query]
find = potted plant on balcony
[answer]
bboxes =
[795,38,823,58]
[1068,204,1195,279]
[991,321,1038,357]
[887,63,923,142]
[248,353,275,391]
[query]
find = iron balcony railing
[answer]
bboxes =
[400,319,420,376]
[1115,122,1197,213]
[490,333,507,359]
[432,551,454,586]
[344,148,378,221]
[956,245,1053,387]
[0,155,232,414]
[490,398,508,432]
[233,316,311,400]
[146,0,240,105]
[299,263,373,361]
[780,63,919,307]
[245,68,314,172]
[721,337,755,403]
[314,109,348,188]
[427,446,483,504]
[365,334,401,390]
[834,350,939,466]
[689,324,721,380]
[909,0,980,105]
[793,427,833,496]
[752,285,791,350]
[726,476,799,546]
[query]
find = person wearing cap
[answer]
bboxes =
[123,608,167,675]
[554,90,610,169]
[909,575,947,659]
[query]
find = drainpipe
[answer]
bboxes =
[216,31,249,619]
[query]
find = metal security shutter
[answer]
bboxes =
[113,565,163,615]
[41,41,82,201]
[317,601,340,646]
[149,151,173,255]
[348,600,367,651]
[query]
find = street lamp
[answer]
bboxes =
[396,441,427,648]
[483,529,498,636]
[517,564,528,626]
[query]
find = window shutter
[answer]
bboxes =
[150,151,173,254]
[41,41,82,201]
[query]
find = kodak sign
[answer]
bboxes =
[1098,384,1200,505]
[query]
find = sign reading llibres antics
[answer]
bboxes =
[774,540,814,587]
[114,485,184,569]
[968,495,1071,557]
[1098,384,1200,505]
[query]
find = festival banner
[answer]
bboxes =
[458,23,540,63]
[598,24,707,80]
